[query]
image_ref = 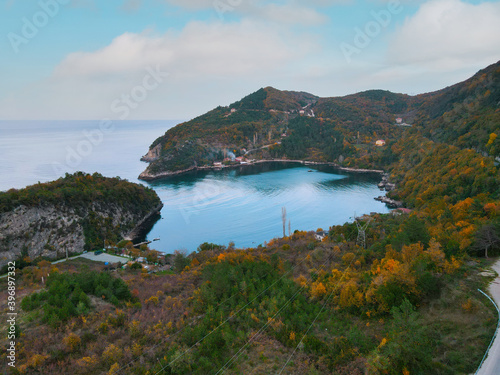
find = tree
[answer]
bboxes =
[367,299,433,374]
[472,223,500,258]
[282,206,287,237]
[173,250,190,273]
[404,215,430,247]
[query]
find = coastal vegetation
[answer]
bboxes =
[0,172,159,215]
[1,219,497,374]
[1,62,500,374]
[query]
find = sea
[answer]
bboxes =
[0,120,390,253]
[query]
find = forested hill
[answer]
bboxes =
[6,64,500,375]
[0,172,162,267]
[139,60,500,179]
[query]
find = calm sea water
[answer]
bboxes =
[0,120,175,189]
[0,121,390,253]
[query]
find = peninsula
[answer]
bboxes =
[139,62,500,181]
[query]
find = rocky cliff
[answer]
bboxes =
[0,173,162,267]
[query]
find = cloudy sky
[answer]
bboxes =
[1,0,499,120]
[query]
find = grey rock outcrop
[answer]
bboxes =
[0,202,162,267]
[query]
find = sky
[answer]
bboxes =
[0,0,499,121]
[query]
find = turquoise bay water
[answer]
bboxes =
[147,164,390,252]
[0,121,390,253]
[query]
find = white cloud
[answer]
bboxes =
[54,20,311,79]
[0,19,319,120]
[2,0,498,121]
[121,0,143,12]
[161,0,212,10]
[388,0,500,70]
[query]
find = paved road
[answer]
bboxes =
[52,252,129,264]
[78,252,129,264]
[477,259,500,375]
[0,252,130,278]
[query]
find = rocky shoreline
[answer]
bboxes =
[139,167,199,181]
[124,203,164,242]
[374,196,403,208]
[373,173,404,208]
[138,159,384,181]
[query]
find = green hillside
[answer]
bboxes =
[3,62,500,375]
[140,61,500,179]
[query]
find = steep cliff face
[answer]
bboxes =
[0,205,85,264]
[0,202,162,267]
[0,172,163,267]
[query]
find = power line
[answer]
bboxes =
[117,249,271,374]
[276,248,361,375]
[215,283,309,375]
[152,246,325,375]
[213,254,334,374]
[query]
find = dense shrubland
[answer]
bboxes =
[2,216,496,374]
[20,270,132,328]
[0,172,159,214]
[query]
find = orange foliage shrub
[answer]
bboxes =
[108,363,120,375]
[461,299,476,313]
[484,202,500,217]
[424,239,445,267]
[63,333,81,352]
[339,280,364,309]
[310,282,327,299]
[444,256,461,274]
[26,354,48,368]
[295,274,307,287]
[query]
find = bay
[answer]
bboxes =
[0,120,390,254]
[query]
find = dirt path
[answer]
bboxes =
[476,259,500,375]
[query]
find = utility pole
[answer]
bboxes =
[354,214,371,249]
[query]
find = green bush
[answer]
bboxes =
[21,271,132,327]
